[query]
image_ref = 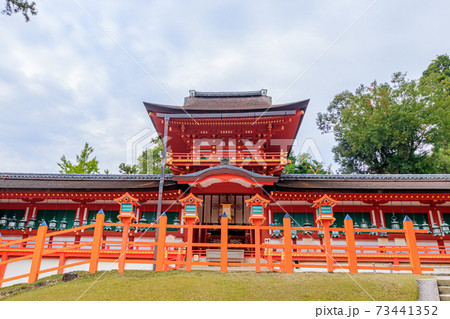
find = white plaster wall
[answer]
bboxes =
[50,236,76,249]
[80,236,93,250]
[417,240,439,254]
[330,239,347,253]
[133,236,155,251]
[1,257,59,288]
[63,258,89,272]
[444,240,450,254]
[2,258,31,287]
[124,263,154,271]
[2,235,23,247]
[63,259,153,272]
[39,258,59,277]
[105,236,121,250]
[355,239,379,253]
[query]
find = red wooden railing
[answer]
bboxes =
[0,212,444,287]
[167,151,288,166]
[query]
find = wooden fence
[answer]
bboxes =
[0,211,443,287]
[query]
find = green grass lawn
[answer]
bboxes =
[0,270,423,301]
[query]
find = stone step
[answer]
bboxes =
[440,294,450,301]
[438,286,450,294]
[436,278,450,286]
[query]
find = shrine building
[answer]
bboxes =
[0,89,449,285]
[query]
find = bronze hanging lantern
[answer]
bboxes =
[7,215,17,230]
[331,224,340,238]
[48,217,58,231]
[0,215,8,228]
[302,217,314,235]
[391,214,400,230]
[137,216,148,232]
[369,223,377,235]
[441,222,450,235]
[17,217,27,230]
[59,217,68,231]
[26,217,36,230]
[421,221,431,234]
[104,217,113,231]
[270,218,282,238]
[378,226,388,237]
[432,223,442,236]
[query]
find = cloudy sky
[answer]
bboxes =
[0,0,448,174]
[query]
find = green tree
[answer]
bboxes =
[283,152,330,174]
[58,143,100,174]
[118,163,138,174]
[2,0,37,21]
[317,59,449,174]
[119,137,171,174]
[422,54,450,83]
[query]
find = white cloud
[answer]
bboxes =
[0,0,448,173]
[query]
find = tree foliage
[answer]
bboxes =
[283,152,330,174]
[119,137,171,174]
[58,143,100,174]
[422,54,450,83]
[317,55,449,174]
[2,0,37,21]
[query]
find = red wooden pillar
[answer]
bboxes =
[311,194,339,273]
[89,210,105,273]
[220,213,228,273]
[254,219,262,273]
[282,214,293,273]
[57,254,65,275]
[344,215,358,274]
[114,192,140,273]
[185,218,195,272]
[28,221,48,284]
[118,219,130,274]
[246,193,270,273]
[322,219,334,273]
[403,216,422,275]
[0,252,7,287]
[155,213,167,271]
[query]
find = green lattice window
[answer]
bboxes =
[88,210,120,223]
[140,211,180,231]
[443,213,450,225]
[333,212,371,228]
[383,212,429,229]
[0,209,25,229]
[35,210,76,229]
[0,209,25,220]
[272,212,314,234]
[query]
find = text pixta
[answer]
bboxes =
[316,306,359,317]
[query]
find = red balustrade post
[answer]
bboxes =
[220,213,228,273]
[282,214,293,273]
[322,220,334,273]
[155,213,167,271]
[344,215,358,274]
[89,210,105,273]
[254,219,262,273]
[185,218,195,272]
[28,221,48,284]
[403,216,422,275]
[118,218,131,274]
[0,252,7,287]
[57,254,65,275]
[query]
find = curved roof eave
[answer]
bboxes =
[143,99,309,114]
